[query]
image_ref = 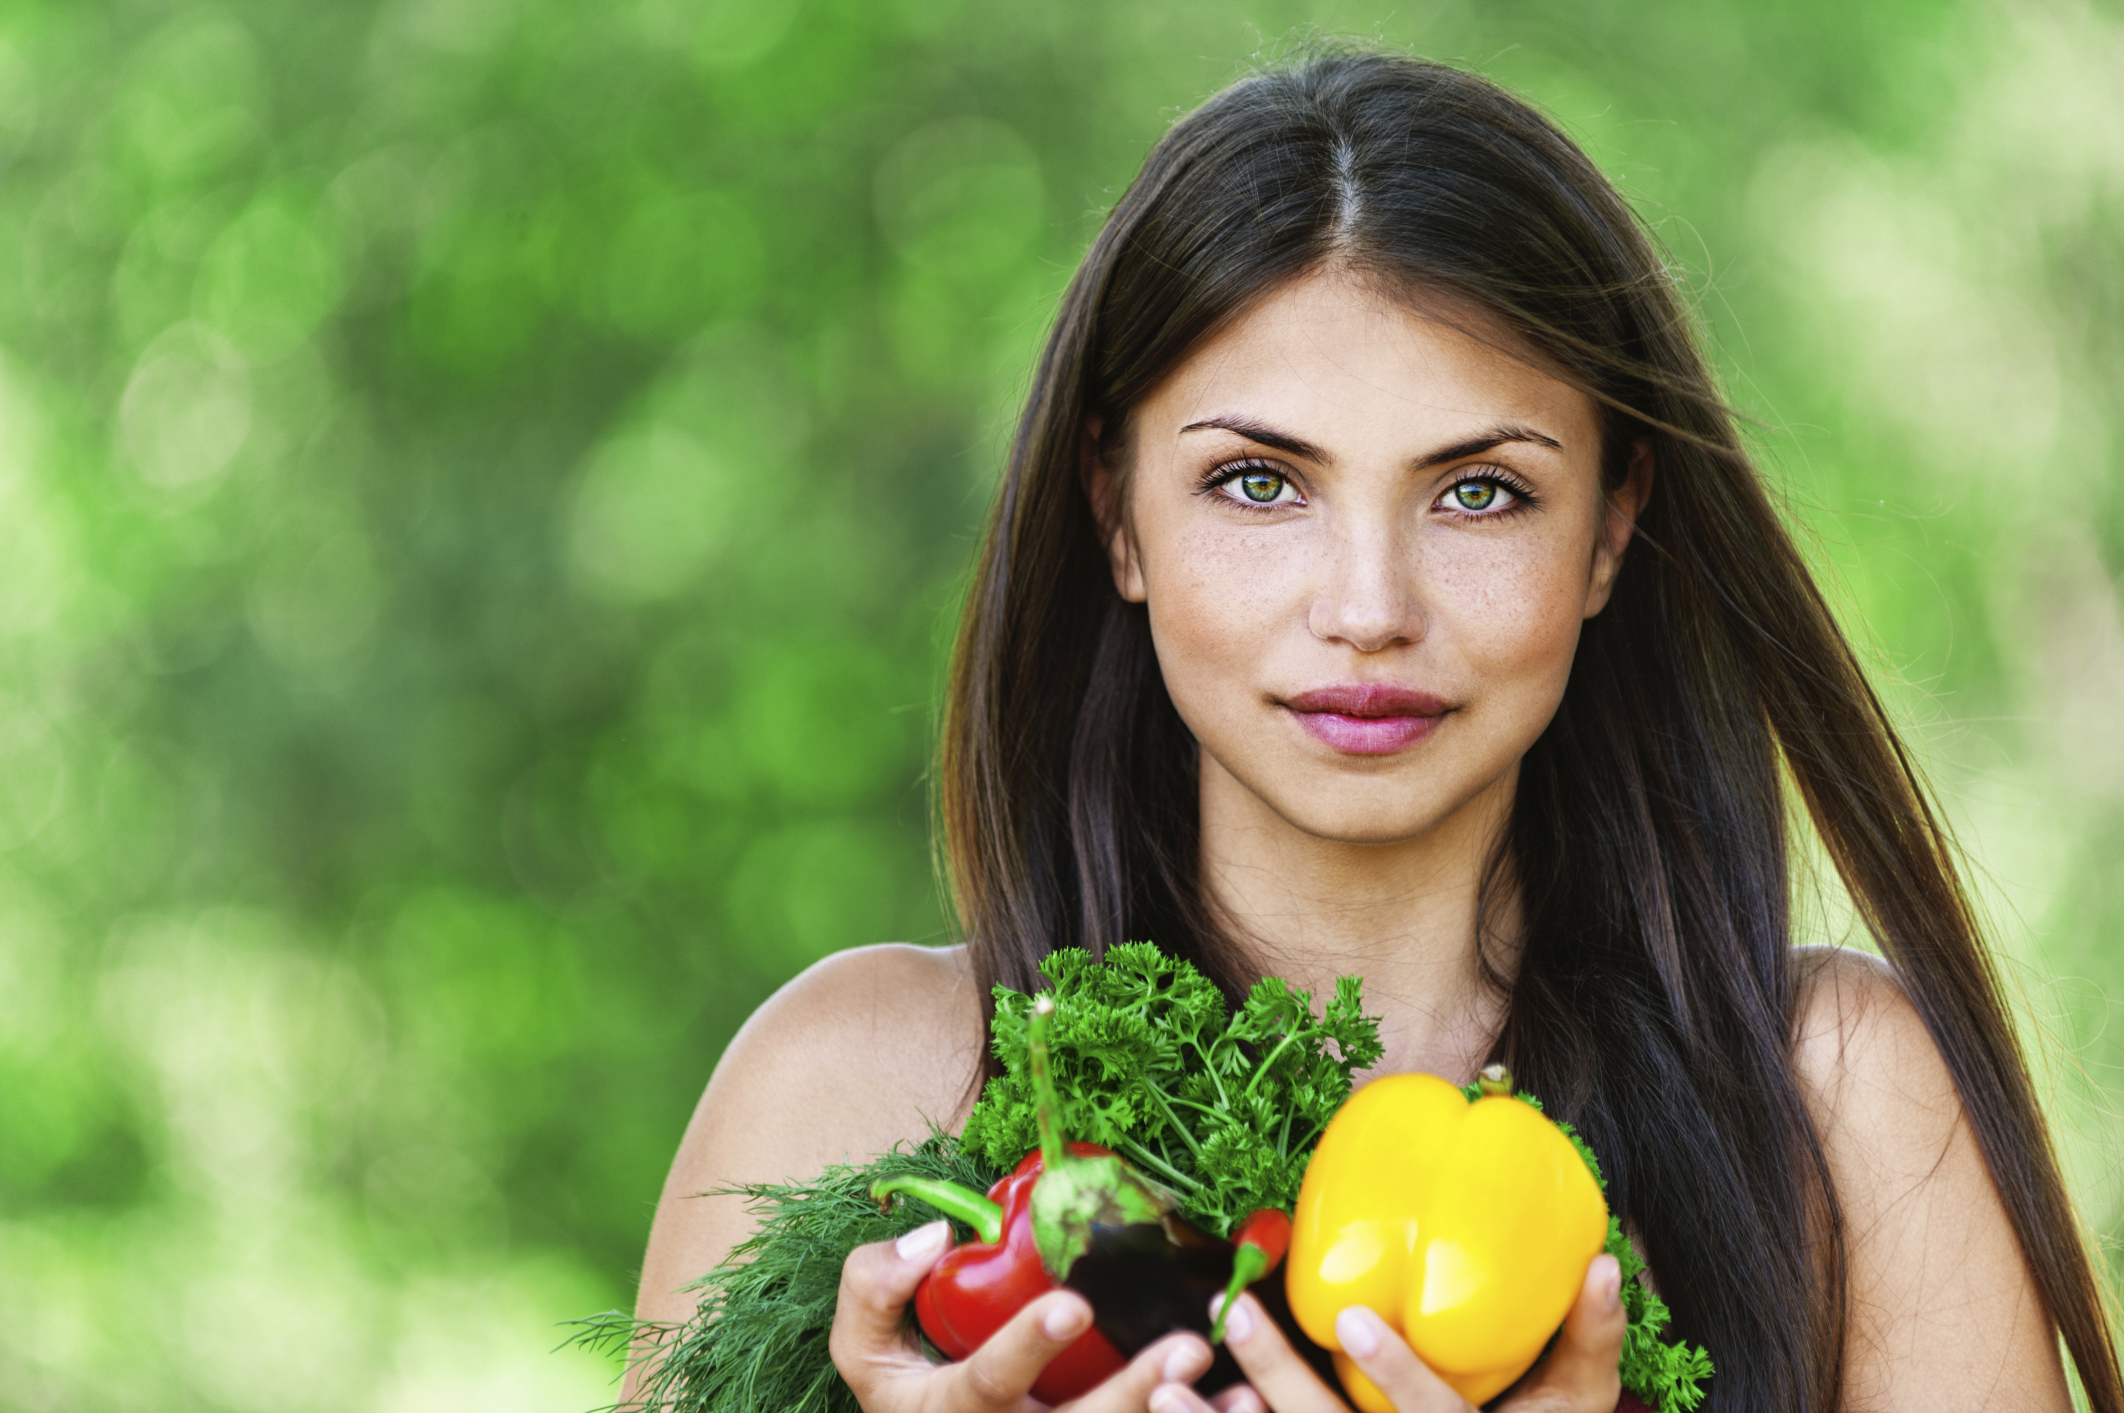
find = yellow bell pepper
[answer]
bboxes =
[1287,1067,1608,1410]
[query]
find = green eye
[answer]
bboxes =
[1452,480,1499,511]
[1240,471,1285,503]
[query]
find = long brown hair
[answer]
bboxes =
[939,49,2120,1412]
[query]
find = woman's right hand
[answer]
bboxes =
[830,1220,1222,1413]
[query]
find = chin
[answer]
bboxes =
[1257,779,1472,847]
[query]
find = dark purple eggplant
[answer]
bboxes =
[1062,1214,1337,1393]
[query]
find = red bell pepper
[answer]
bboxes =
[873,1143,1129,1403]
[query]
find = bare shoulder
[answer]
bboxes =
[634,943,987,1323]
[1789,944,2070,1410]
[1791,944,1951,1123]
[714,942,988,1142]
[1790,944,1970,1252]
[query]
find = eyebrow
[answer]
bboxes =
[1178,415,1329,463]
[1178,415,1564,470]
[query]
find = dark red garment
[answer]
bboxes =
[1615,1392,1654,1411]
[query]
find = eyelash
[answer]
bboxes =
[1437,470,1540,519]
[1195,458,1301,509]
[1194,459,1542,518]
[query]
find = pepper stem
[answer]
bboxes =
[1029,995,1068,1169]
[870,1176,1004,1246]
[1208,1244,1271,1343]
[1476,1062,1515,1097]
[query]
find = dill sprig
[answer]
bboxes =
[569,1135,1000,1413]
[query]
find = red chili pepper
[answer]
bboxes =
[1233,1207,1292,1270]
[1209,1207,1292,1343]
[873,1142,1127,1403]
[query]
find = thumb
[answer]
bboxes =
[1508,1253,1624,1409]
[830,1221,952,1365]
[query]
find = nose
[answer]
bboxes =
[1308,518,1427,653]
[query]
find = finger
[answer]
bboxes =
[946,1288,1098,1409]
[1145,1383,1220,1413]
[1065,1332,1214,1413]
[1213,1292,1358,1413]
[1330,1306,1465,1413]
[829,1222,953,1381]
[1501,1254,1624,1409]
[1208,1384,1266,1413]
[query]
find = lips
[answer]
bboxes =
[1281,684,1450,756]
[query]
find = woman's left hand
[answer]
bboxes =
[1160,1254,1625,1413]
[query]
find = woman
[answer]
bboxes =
[635,51,2121,1413]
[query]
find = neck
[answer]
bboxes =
[1198,753,1521,1086]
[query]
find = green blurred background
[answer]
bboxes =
[1,0,2120,1405]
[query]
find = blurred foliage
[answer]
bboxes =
[0,0,2119,1407]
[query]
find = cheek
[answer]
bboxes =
[1139,525,1302,696]
[1430,530,1589,694]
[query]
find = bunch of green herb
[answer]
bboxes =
[1466,1081,1716,1412]
[959,942,1384,1238]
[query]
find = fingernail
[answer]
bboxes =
[1600,1256,1623,1312]
[1336,1306,1383,1359]
[1221,1294,1256,1344]
[1163,1340,1208,1382]
[895,1220,949,1262]
[1043,1297,1091,1340]
[1225,1390,1265,1413]
[1149,1388,1185,1413]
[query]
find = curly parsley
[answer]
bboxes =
[959,942,1385,1238]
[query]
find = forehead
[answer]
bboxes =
[1137,270,1600,452]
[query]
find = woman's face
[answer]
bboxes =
[1096,270,1646,847]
